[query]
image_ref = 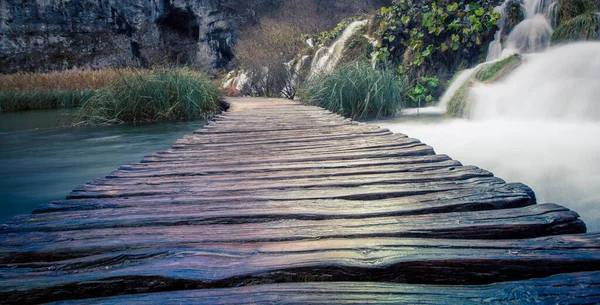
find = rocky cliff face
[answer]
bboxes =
[0,0,241,73]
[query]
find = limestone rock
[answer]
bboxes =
[0,0,239,73]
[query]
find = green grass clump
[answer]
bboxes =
[552,12,599,43]
[299,62,406,119]
[557,0,599,26]
[75,69,225,125]
[475,54,523,83]
[0,90,94,112]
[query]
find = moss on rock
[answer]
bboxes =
[475,54,523,83]
[445,81,473,118]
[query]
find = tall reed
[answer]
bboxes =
[299,62,406,119]
[75,68,225,125]
[0,68,135,92]
[0,91,94,112]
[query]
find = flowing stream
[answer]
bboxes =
[0,110,205,224]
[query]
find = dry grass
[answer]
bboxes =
[0,68,138,92]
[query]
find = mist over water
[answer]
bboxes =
[377,42,600,232]
[375,119,600,232]
[471,43,600,121]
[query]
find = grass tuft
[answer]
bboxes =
[299,62,406,119]
[75,68,225,125]
[552,12,599,43]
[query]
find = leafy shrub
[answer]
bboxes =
[406,76,440,107]
[299,62,406,119]
[76,69,225,125]
[374,0,500,80]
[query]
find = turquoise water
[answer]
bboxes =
[0,110,206,224]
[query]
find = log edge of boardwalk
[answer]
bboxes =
[1,97,599,304]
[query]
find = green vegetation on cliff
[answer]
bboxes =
[374,0,500,91]
[299,62,406,119]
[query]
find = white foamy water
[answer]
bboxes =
[471,43,600,121]
[374,118,600,232]
[380,42,600,231]
[310,20,367,75]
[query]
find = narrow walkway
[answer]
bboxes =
[2,98,599,304]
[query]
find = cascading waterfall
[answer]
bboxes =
[471,42,600,121]
[376,42,600,232]
[310,20,368,76]
[505,14,553,53]
[436,68,479,111]
[486,0,557,61]
[223,21,367,96]
[441,0,561,110]
[486,0,509,61]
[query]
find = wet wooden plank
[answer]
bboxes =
[1,234,599,304]
[51,271,600,305]
[1,204,585,263]
[32,182,533,215]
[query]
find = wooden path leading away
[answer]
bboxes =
[1,98,600,304]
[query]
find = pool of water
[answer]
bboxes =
[0,110,206,224]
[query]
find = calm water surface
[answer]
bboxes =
[0,110,206,224]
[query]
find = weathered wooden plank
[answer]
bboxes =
[31,182,534,215]
[171,134,418,153]
[5,183,537,233]
[173,131,397,148]
[115,154,454,174]
[107,159,463,180]
[91,165,486,187]
[50,271,600,305]
[1,204,585,263]
[158,141,428,160]
[75,166,494,193]
[193,124,387,136]
[176,129,396,146]
[1,234,599,304]
[65,177,508,199]
[141,145,436,164]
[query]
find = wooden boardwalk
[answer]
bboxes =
[1,98,600,304]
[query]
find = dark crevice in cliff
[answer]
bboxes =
[158,8,200,40]
[157,7,201,65]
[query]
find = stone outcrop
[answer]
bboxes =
[0,0,240,73]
